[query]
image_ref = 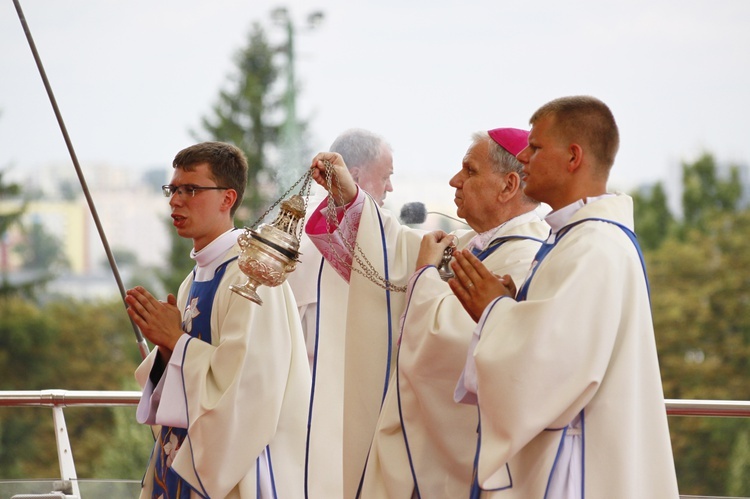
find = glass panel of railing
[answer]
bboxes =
[0,479,67,497]
[78,478,142,498]
[0,395,151,499]
[668,413,750,498]
[0,478,141,498]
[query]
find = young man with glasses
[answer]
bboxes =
[125,141,310,498]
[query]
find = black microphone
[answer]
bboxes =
[400,202,428,224]
[399,202,468,226]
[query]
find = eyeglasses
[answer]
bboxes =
[162,184,230,198]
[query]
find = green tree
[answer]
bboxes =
[680,152,743,231]
[160,19,309,293]
[0,169,26,297]
[0,296,58,477]
[0,297,147,480]
[160,22,283,293]
[727,428,750,496]
[0,170,23,236]
[14,219,69,272]
[91,401,154,482]
[195,22,282,222]
[650,208,750,494]
[631,181,675,250]
[1,168,74,298]
[632,150,750,494]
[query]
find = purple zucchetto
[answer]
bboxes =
[488,127,529,156]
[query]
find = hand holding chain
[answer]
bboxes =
[321,160,406,293]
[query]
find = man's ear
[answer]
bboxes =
[222,189,238,212]
[498,172,520,202]
[568,143,583,172]
[349,166,361,183]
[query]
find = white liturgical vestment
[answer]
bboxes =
[457,194,679,498]
[306,188,548,498]
[359,209,548,498]
[135,230,311,498]
[305,190,421,498]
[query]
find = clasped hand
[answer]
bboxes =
[448,250,516,322]
[125,286,183,359]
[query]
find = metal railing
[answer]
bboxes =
[0,390,141,499]
[666,399,750,417]
[1,391,749,498]
[0,390,141,408]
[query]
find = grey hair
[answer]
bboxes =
[329,128,391,170]
[471,131,524,174]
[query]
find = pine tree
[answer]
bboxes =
[196,22,284,224]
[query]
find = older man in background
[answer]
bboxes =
[286,128,395,498]
[288,128,395,362]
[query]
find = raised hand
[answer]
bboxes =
[309,152,358,206]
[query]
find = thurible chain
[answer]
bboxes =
[322,161,406,293]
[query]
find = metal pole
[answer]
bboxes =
[12,0,149,360]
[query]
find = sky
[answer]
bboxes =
[2,0,749,213]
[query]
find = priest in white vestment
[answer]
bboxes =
[287,128,395,369]
[126,142,311,498]
[304,128,549,498]
[286,128,395,498]
[450,96,680,498]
